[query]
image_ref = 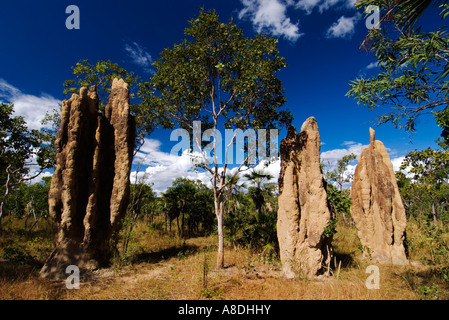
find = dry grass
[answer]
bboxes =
[1,218,448,300]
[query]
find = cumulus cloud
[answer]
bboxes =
[241,159,281,187]
[123,41,153,73]
[318,0,342,12]
[366,61,379,69]
[131,136,284,194]
[344,0,357,9]
[239,0,303,42]
[320,141,364,189]
[391,156,408,174]
[132,137,231,194]
[296,0,357,14]
[0,78,60,131]
[132,136,410,194]
[132,139,195,193]
[238,0,360,41]
[321,141,366,165]
[325,13,361,39]
[295,0,321,14]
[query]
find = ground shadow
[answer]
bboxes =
[332,251,354,269]
[0,261,42,281]
[399,268,449,288]
[133,244,200,264]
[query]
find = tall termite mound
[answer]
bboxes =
[350,128,409,265]
[277,117,332,279]
[40,78,135,279]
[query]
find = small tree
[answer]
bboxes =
[163,178,214,237]
[244,169,274,216]
[325,153,357,191]
[0,103,45,234]
[399,148,449,224]
[122,181,155,257]
[323,153,356,225]
[147,9,291,268]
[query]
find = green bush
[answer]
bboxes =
[1,240,36,266]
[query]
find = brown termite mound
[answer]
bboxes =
[350,128,409,265]
[40,78,135,279]
[277,117,332,279]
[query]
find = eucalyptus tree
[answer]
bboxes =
[145,9,291,267]
[348,0,449,146]
[0,104,44,234]
[399,148,449,223]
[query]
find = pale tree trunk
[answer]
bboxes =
[0,166,13,236]
[215,194,225,269]
[431,199,437,225]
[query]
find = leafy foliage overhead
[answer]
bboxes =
[348,0,449,146]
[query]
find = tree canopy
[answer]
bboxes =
[145,8,291,268]
[56,59,164,153]
[397,147,449,223]
[348,0,449,146]
[145,9,292,134]
[0,103,47,233]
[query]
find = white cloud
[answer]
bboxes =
[0,78,21,98]
[0,78,60,130]
[321,141,366,165]
[133,137,409,195]
[238,0,359,41]
[320,141,363,189]
[26,169,53,185]
[325,13,361,38]
[123,41,153,73]
[391,156,406,173]
[131,137,284,194]
[319,0,341,12]
[239,0,303,42]
[246,159,281,185]
[10,94,60,130]
[295,0,321,14]
[366,61,379,69]
[131,138,217,194]
[134,138,178,167]
[344,0,357,9]
[295,0,356,14]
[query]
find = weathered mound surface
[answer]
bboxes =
[40,78,135,279]
[350,128,408,265]
[277,117,332,279]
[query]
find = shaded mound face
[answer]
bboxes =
[350,128,409,266]
[277,117,331,279]
[40,78,135,279]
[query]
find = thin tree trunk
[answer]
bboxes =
[165,212,168,231]
[341,211,347,225]
[432,200,437,225]
[31,207,39,231]
[181,211,185,238]
[0,167,12,236]
[215,196,224,269]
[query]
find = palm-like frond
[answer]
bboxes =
[357,0,447,30]
[394,0,439,30]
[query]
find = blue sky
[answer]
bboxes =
[0,0,444,192]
